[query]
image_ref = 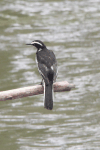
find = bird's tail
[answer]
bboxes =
[44,82,53,110]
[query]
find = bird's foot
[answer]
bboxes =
[40,79,44,87]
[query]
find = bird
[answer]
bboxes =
[26,40,57,110]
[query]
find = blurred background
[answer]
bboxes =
[0,0,100,149]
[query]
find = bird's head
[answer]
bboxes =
[26,40,46,50]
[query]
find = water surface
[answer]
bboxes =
[0,0,100,149]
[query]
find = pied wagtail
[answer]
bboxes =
[26,40,57,110]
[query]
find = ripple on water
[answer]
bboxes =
[0,0,100,149]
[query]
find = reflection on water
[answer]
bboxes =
[0,0,100,149]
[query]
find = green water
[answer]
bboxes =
[0,0,100,149]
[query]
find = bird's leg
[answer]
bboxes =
[40,78,44,87]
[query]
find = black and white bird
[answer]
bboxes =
[26,40,57,110]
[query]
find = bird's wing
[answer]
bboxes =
[49,50,57,82]
[37,49,57,83]
[38,63,50,84]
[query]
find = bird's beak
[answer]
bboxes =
[26,41,35,46]
[26,43,33,45]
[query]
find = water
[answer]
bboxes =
[0,0,100,149]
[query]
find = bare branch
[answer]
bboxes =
[0,81,75,101]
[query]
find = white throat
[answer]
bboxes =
[38,48,42,52]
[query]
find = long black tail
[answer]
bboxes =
[44,82,53,110]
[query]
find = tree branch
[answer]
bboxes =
[0,81,75,101]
